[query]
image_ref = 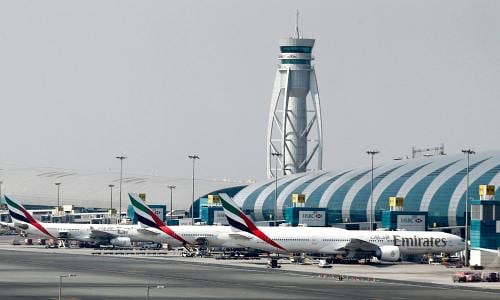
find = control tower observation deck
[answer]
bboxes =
[266,25,323,178]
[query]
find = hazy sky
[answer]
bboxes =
[1,0,499,181]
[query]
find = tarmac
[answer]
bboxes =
[0,241,499,299]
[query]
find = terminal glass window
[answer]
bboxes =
[328,170,372,223]
[242,182,274,212]
[283,173,326,208]
[428,160,486,227]
[375,163,430,219]
[280,46,312,53]
[280,59,310,65]
[350,166,401,223]
[471,205,480,220]
[404,161,459,212]
[482,205,493,221]
[306,171,351,208]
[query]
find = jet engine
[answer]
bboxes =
[376,245,400,262]
[110,237,131,247]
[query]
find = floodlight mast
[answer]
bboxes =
[188,155,200,224]
[461,148,475,267]
[54,182,62,212]
[116,156,127,223]
[168,185,176,222]
[366,150,380,231]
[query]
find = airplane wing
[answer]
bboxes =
[137,228,161,236]
[0,222,17,230]
[343,238,379,252]
[227,232,252,240]
[12,222,29,230]
[89,229,119,239]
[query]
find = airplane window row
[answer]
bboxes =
[183,234,214,237]
[48,228,78,231]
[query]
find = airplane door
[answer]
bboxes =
[310,236,320,251]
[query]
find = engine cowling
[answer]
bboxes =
[376,245,400,262]
[110,237,131,247]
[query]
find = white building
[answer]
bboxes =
[0,162,245,213]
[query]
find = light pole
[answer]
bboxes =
[188,155,200,224]
[168,185,176,222]
[366,150,380,231]
[116,156,127,223]
[108,184,115,211]
[54,182,62,212]
[0,180,3,206]
[462,148,475,267]
[58,274,77,300]
[271,152,282,226]
[146,284,165,300]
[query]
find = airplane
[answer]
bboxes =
[0,212,16,230]
[219,194,465,262]
[128,193,241,249]
[4,195,150,247]
[0,220,17,231]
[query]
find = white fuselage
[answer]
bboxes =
[19,222,145,243]
[137,225,241,248]
[20,221,464,257]
[228,227,464,256]
[19,222,240,248]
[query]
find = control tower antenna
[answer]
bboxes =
[295,9,301,39]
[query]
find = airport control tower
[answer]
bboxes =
[266,14,323,178]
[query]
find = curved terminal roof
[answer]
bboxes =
[232,150,500,227]
[0,163,247,211]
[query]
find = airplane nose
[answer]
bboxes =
[446,234,464,248]
[454,236,465,248]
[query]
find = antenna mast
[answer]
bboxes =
[295,9,301,39]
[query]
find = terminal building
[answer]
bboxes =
[3,150,500,231]
[470,185,500,266]
[230,150,500,231]
[0,162,246,223]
